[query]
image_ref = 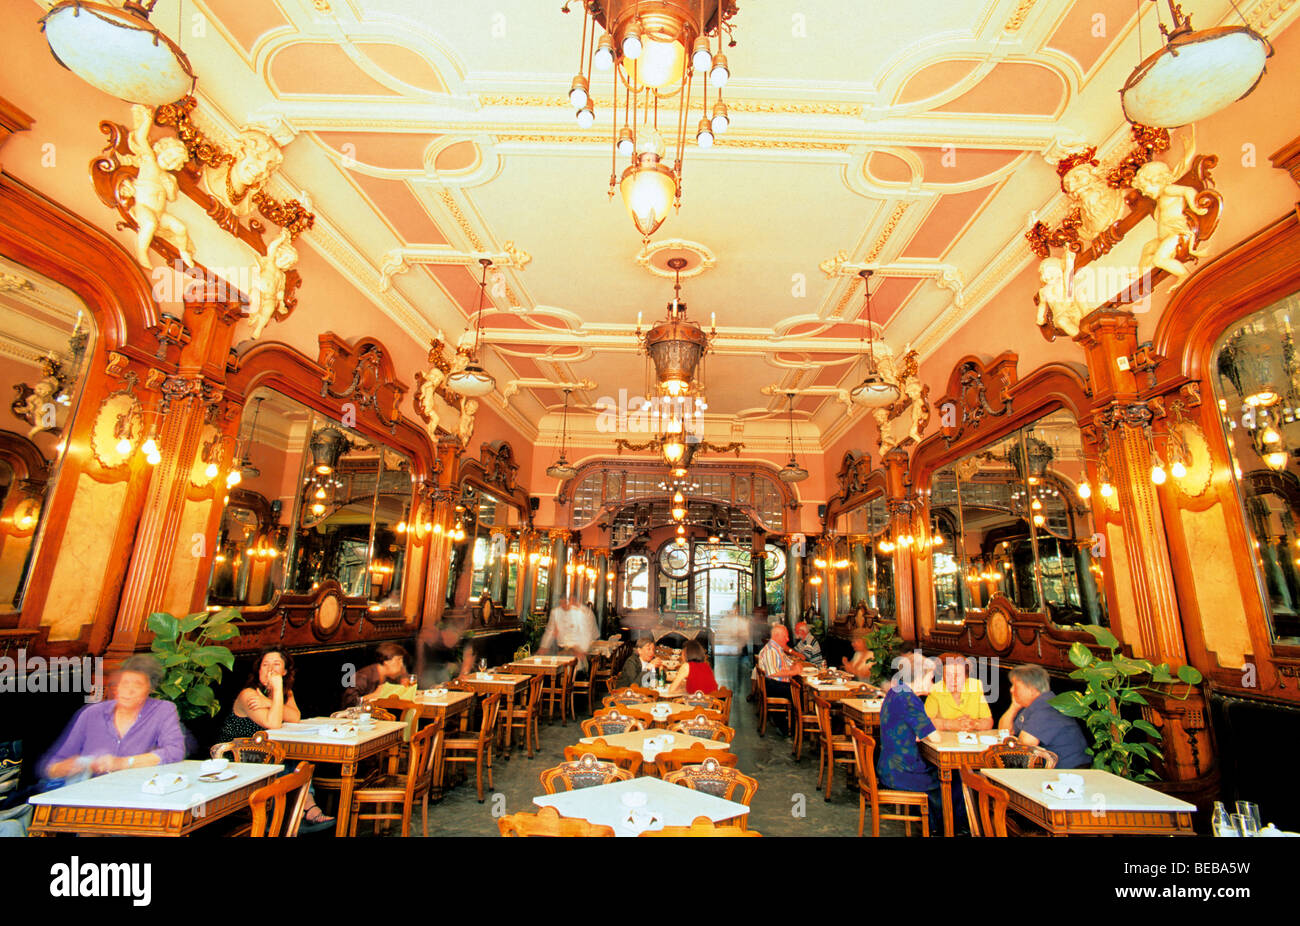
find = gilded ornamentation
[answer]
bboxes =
[0,271,34,292]
[437,191,485,250]
[318,337,405,433]
[864,203,910,263]
[377,242,530,292]
[10,356,68,438]
[1003,0,1039,31]
[873,349,930,455]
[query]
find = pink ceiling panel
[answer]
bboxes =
[205,0,289,55]
[425,264,481,317]
[1047,0,1135,74]
[867,150,913,183]
[351,173,448,245]
[934,62,1066,116]
[435,141,480,173]
[913,147,1021,184]
[854,276,921,327]
[895,59,981,104]
[355,43,448,93]
[898,189,992,260]
[271,43,403,96]
[314,131,440,171]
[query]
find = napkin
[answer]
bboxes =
[372,682,418,700]
[957,732,980,745]
[142,773,188,795]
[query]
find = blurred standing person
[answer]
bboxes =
[539,595,598,672]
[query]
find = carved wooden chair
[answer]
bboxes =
[638,815,762,837]
[498,804,615,837]
[442,693,500,802]
[570,653,603,717]
[663,757,756,828]
[679,692,724,713]
[988,740,1059,769]
[960,768,1009,837]
[603,687,657,709]
[653,743,738,777]
[563,738,643,777]
[247,761,314,838]
[210,730,286,764]
[667,715,735,743]
[581,710,646,738]
[846,722,929,837]
[500,673,545,759]
[710,687,733,725]
[813,690,856,801]
[788,675,821,760]
[755,667,793,737]
[539,753,633,794]
[347,719,445,837]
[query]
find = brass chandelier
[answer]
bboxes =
[546,389,580,480]
[447,258,497,397]
[562,1,739,240]
[850,269,900,409]
[637,257,716,398]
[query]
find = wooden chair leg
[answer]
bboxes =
[919,805,929,837]
[871,797,881,837]
[824,752,834,802]
[475,752,485,803]
[857,791,865,837]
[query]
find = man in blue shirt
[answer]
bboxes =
[998,664,1090,769]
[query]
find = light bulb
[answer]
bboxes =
[568,74,589,109]
[1151,464,1167,485]
[673,491,684,504]
[146,451,162,466]
[622,21,643,59]
[396,521,407,533]
[226,470,240,486]
[576,101,595,128]
[311,502,325,516]
[695,118,713,147]
[617,126,635,156]
[1265,450,1289,471]
[594,34,614,70]
[1033,514,1046,527]
[1031,498,1042,510]
[1100,482,1114,498]
[141,438,158,456]
[1262,427,1281,444]
[711,100,729,134]
[691,37,711,71]
[115,437,132,455]
[1171,460,1188,479]
[205,462,219,479]
[1078,481,1092,499]
[710,53,729,86]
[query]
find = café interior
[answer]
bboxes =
[1,0,1299,839]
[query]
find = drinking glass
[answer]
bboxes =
[1230,813,1257,837]
[1235,802,1262,832]
[478,658,488,675]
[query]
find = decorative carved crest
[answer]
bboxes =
[936,354,1017,446]
[317,334,406,433]
[479,440,520,493]
[836,450,872,502]
[874,349,931,455]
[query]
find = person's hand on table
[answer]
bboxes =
[90,755,125,774]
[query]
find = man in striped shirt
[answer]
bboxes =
[793,621,825,667]
[756,624,801,734]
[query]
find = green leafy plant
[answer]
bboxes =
[862,621,904,687]
[1050,624,1203,781]
[147,609,241,721]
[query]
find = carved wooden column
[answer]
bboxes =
[548,529,570,610]
[420,435,461,626]
[883,449,915,641]
[593,548,610,625]
[517,530,538,621]
[108,289,242,659]
[786,545,802,625]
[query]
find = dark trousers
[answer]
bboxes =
[765,679,792,733]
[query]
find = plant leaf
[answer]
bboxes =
[204,623,240,642]
[1067,642,1094,669]
[147,612,178,643]
[185,685,215,707]
[1079,624,1121,650]
[1133,718,1162,739]
[1049,692,1089,718]
[178,611,207,635]
[1177,664,1204,684]
[1111,655,1146,676]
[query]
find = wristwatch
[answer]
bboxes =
[126,756,135,768]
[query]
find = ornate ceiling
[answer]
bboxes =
[114,0,1296,451]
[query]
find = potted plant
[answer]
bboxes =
[146,608,242,733]
[862,620,904,687]
[1050,624,1203,781]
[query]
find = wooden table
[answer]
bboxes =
[533,775,748,835]
[454,672,531,756]
[589,640,620,657]
[839,697,883,732]
[267,719,406,836]
[622,701,710,728]
[407,689,476,728]
[919,730,1006,837]
[578,729,730,772]
[982,768,1197,835]
[28,760,282,836]
[806,675,878,703]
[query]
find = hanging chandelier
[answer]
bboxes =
[447,258,497,397]
[1119,0,1271,128]
[547,388,580,480]
[850,269,900,408]
[40,1,197,105]
[563,1,739,240]
[778,392,809,483]
[637,257,716,398]
[234,396,266,483]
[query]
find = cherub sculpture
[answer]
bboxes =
[1059,151,1127,243]
[247,227,298,339]
[21,373,61,437]
[1035,250,1089,339]
[1133,155,1209,284]
[124,104,195,268]
[458,398,479,448]
[416,366,446,442]
[873,349,929,455]
[202,124,285,217]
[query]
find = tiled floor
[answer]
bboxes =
[387,657,912,838]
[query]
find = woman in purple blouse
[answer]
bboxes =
[42,655,185,779]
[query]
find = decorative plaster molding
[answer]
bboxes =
[378,241,531,292]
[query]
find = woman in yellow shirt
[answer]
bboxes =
[924,654,992,731]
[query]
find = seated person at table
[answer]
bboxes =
[925,653,993,732]
[42,655,185,781]
[793,621,825,667]
[756,624,802,733]
[877,651,951,834]
[220,648,332,826]
[617,635,662,689]
[997,664,1089,769]
[539,595,599,672]
[342,643,411,707]
[667,639,718,695]
[841,632,875,681]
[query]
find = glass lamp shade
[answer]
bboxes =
[1220,327,1285,407]
[850,373,901,408]
[309,426,349,476]
[637,37,686,89]
[1120,26,1270,127]
[41,2,196,105]
[779,458,809,483]
[644,315,708,395]
[446,362,496,397]
[661,437,686,464]
[620,161,678,239]
[547,458,578,480]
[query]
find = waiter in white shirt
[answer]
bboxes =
[539,596,598,672]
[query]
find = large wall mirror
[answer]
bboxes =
[0,255,95,611]
[930,408,1105,627]
[1213,290,1300,644]
[205,387,414,609]
[833,494,894,621]
[445,480,527,617]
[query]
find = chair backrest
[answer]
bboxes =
[366,706,397,722]
[539,753,633,793]
[603,688,655,709]
[654,744,738,776]
[664,757,757,805]
[639,815,761,837]
[680,692,723,712]
[988,740,1058,769]
[667,716,735,743]
[523,672,545,711]
[582,710,645,737]
[248,761,314,837]
[788,675,807,714]
[711,687,733,724]
[564,739,642,776]
[960,768,1009,837]
[845,722,880,798]
[476,694,502,745]
[407,719,445,797]
[210,730,286,764]
[811,691,836,740]
[498,805,615,837]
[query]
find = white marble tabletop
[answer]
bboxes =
[925,730,1008,753]
[29,760,282,811]
[578,729,730,761]
[982,768,1198,813]
[414,690,475,706]
[839,697,885,713]
[517,654,577,665]
[533,775,749,835]
[266,718,406,746]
